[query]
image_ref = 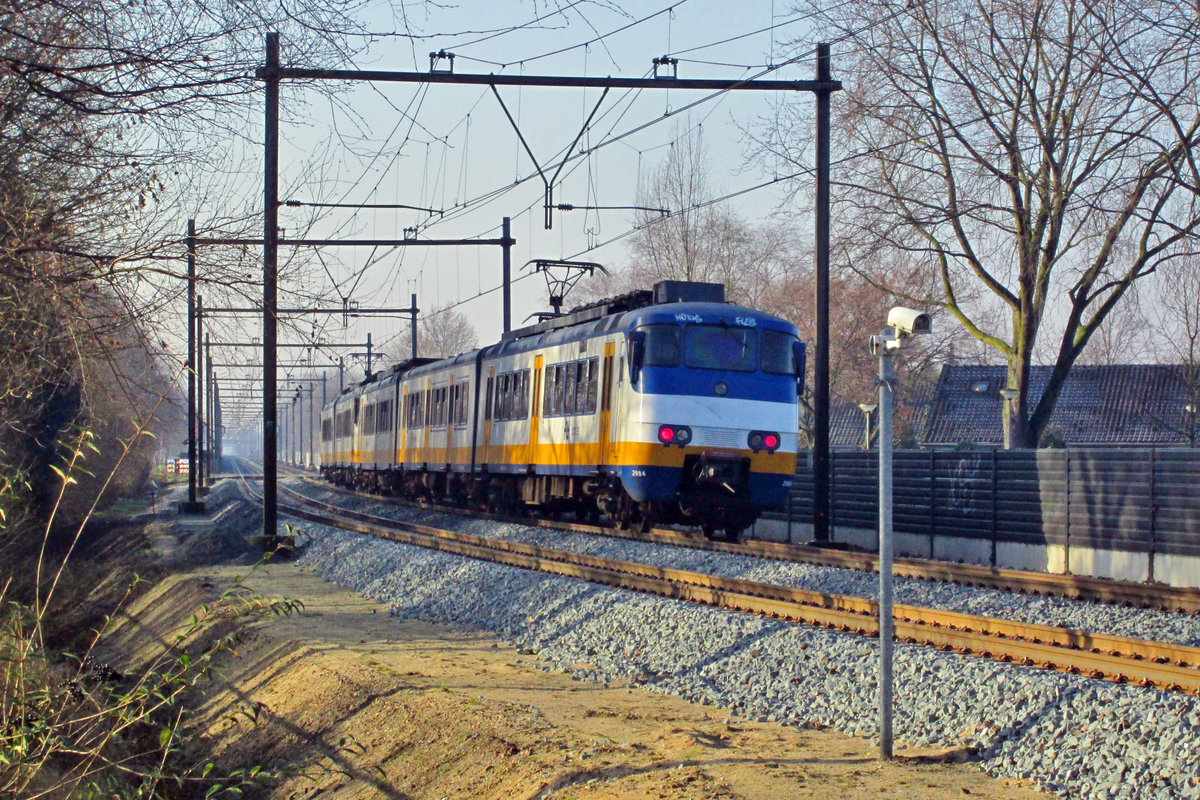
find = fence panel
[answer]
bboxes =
[1152,451,1200,557]
[1067,450,1152,552]
[770,447,1200,559]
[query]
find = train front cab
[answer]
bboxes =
[612,304,803,535]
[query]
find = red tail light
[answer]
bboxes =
[658,425,675,443]
[748,430,781,453]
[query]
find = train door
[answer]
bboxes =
[607,340,626,466]
[352,396,363,464]
[598,342,616,469]
[528,355,543,466]
[482,367,495,467]
[398,385,408,465]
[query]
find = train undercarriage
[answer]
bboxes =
[319,464,760,542]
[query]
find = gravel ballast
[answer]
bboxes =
[290,480,1200,649]
[291,515,1200,800]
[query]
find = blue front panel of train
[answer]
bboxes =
[619,464,791,509]
[618,464,680,503]
[750,472,791,508]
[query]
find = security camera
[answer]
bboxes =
[886,306,932,337]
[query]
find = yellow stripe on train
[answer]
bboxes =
[334,440,795,475]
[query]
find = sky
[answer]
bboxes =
[199,0,833,406]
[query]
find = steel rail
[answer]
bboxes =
[290,473,1200,615]
[246,475,1200,695]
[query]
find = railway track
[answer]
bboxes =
[277,469,1200,616]
[237,472,1200,695]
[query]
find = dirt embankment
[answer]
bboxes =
[108,549,1049,800]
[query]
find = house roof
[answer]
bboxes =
[923,364,1196,446]
[828,379,937,449]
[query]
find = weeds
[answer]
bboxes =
[0,418,309,798]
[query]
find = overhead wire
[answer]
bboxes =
[286,2,921,333]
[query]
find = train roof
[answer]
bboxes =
[335,281,799,395]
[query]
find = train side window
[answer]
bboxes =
[457,381,469,424]
[547,364,560,416]
[519,370,530,418]
[586,357,599,413]
[542,368,553,417]
[573,361,587,414]
[563,363,577,415]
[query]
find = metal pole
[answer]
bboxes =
[339,357,344,392]
[263,31,280,542]
[298,388,304,467]
[196,294,206,493]
[877,327,895,760]
[410,293,418,360]
[813,42,833,543]
[182,218,200,512]
[366,332,373,376]
[205,333,212,479]
[320,374,326,468]
[502,217,512,334]
[308,384,314,468]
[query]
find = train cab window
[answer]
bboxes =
[685,325,757,372]
[640,324,681,366]
[761,330,800,375]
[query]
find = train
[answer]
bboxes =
[319,280,805,540]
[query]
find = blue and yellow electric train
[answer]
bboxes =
[319,281,805,540]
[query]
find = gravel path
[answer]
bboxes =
[289,480,1200,648]
[290,519,1200,800]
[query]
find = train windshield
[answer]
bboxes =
[641,324,682,366]
[684,325,757,372]
[761,330,800,375]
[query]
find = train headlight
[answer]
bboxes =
[748,431,781,453]
[675,426,692,445]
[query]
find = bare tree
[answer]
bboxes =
[625,127,794,308]
[381,306,479,362]
[1148,257,1200,444]
[762,0,1200,446]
